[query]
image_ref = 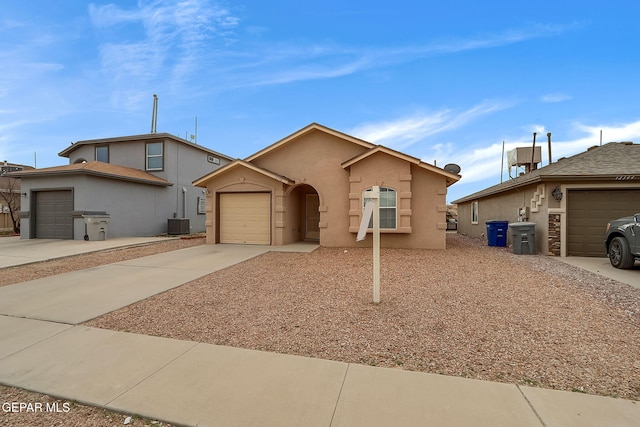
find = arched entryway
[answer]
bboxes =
[286,184,320,243]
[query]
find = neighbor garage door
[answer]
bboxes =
[567,189,640,256]
[219,193,270,244]
[35,190,73,239]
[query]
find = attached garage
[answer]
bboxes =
[219,193,271,244]
[34,190,73,239]
[567,189,640,256]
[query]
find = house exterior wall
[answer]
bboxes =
[19,175,168,239]
[202,129,453,249]
[249,130,369,247]
[345,153,448,249]
[456,182,559,254]
[64,136,230,235]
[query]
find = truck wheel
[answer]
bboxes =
[608,236,635,269]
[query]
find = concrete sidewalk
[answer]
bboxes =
[1,241,639,426]
[1,316,639,426]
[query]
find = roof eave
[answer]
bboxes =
[452,175,543,204]
[12,169,172,187]
[245,123,374,163]
[58,133,234,161]
[342,146,461,186]
[193,160,294,187]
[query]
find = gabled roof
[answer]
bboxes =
[6,161,172,187]
[58,132,233,161]
[193,159,295,187]
[341,145,461,187]
[244,123,374,162]
[452,141,640,204]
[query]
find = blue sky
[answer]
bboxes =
[2,1,640,203]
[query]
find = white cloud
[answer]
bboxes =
[577,120,640,144]
[89,0,240,108]
[349,100,513,150]
[541,93,572,103]
[449,119,640,188]
[206,22,578,92]
[414,22,575,56]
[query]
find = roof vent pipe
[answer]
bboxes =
[151,94,158,133]
[528,132,537,173]
[547,132,552,165]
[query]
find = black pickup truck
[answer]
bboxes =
[605,213,640,269]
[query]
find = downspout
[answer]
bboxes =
[182,187,187,219]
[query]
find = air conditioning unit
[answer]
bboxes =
[168,218,190,235]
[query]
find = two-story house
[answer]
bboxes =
[10,133,232,240]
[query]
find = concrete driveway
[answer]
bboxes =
[557,257,639,289]
[0,243,275,324]
[0,236,177,268]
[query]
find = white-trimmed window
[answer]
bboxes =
[363,187,397,229]
[146,142,163,171]
[95,145,109,163]
[471,201,479,224]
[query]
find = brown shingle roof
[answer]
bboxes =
[6,161,172,186]
[453,142,640,203]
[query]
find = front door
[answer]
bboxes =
[305,193,320,241]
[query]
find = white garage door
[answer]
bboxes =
[220,193,270,244]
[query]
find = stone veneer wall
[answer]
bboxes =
[548,213,561,256]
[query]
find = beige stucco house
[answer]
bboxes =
[453,141,640,257]
[193,123,461,248]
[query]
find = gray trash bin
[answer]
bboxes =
[83,214,110,241]
[509,222,536,255]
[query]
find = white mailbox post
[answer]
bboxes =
[357,186,381,303]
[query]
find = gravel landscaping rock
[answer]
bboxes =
[0,384,174,427]
[3,233,639,426]
[85,234,640,401]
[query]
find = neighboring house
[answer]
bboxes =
[193,123,461,249]
[1,162,34,233]
[9,133,232,239]
[453,141,640,257]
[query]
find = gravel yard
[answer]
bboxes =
[2,233,640,426]
[84,233,640,401]
[0,384,174,427]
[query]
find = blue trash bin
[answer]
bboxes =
[486,220,509,247]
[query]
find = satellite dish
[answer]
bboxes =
[444,163,461,174]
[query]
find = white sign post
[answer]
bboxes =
[357,186,381,304]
